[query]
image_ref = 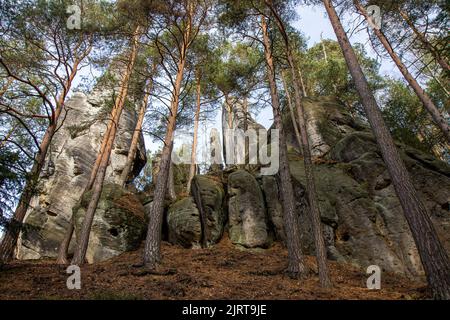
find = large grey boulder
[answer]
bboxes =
[16,65,146,260]
[191,175,226,245]
[228,170,269,248]
[167,197,202,248]
[72,184,146,263]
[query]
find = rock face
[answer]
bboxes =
[166,175,226,248]
[228,170,269,248]
[16,67,146,260]
[260,176,285,242]
[222,99,266,169]
[72,184,146,263]
[191,175,226,245]
[167,197,202,248]
[280,96,450,276]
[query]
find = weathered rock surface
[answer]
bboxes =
[16,67,146,260]
[73,184,146,263]
[260,176,285,242]
[167,197,202,248]
[280,96,450,276]
[228,170,269,248]
[191,175,226,245]
[222,99,266,170]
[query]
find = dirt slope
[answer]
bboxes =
[0,237,429,300]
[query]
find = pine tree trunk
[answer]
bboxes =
[191,176,209,248]
[261,15,308,278]
[324,0,450,299]
[398,9,450,72]
[289,54,332,288]
[280,70,302,152]
[120,95,147,186]
[120,67,155,186]
[167,161,177,201]
[265,0,332,287]
[56,221,73,264]
[297,66,308,97]
[143,53,188,270]
[187,74,201,194]
[354,0,450,143]
[71,27,141,265]
[243,96,249,167]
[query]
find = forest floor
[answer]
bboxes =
[0,236,430,300]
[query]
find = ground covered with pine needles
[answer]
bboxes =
[0,237,429,300]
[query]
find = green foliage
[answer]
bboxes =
[381,79,446,158]
[296,40,384,115]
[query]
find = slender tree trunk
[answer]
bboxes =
[71,27,141,265]
[187,73,201,194]
[280,70,302,152]
[425,65,449,97]
[321,33,328,63]
[289,56,332,288]
[191,176,209,248]
[120,93,148,186]
[120,66,156,186]
[398,9,450,72]
[167,161,177,201]
[261,15,308,278]
[266,0,332,287]
[243,96,249,167]
[143,45,189,270]
[187,76,201,194]
[223,94,233,166]
[297,66,308,97]
[355,0,450,143]
[56,222,73,264]
[0,56,81,265]
[324,0,450,299]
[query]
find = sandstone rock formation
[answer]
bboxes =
[281,97,450,276]
[167,197,202,248]
[260,176,285,243]
[228,170,269,248]
[166,175,226,248]
[14,89,450,279]
[73,184,146,263]
[16,70,146,260]
[191,175,226,245]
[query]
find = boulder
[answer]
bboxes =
[191,175,226,245]
[72,184,146,263]
[167,197,202,248]
[228,170,269,248]
[260,176,285,242]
